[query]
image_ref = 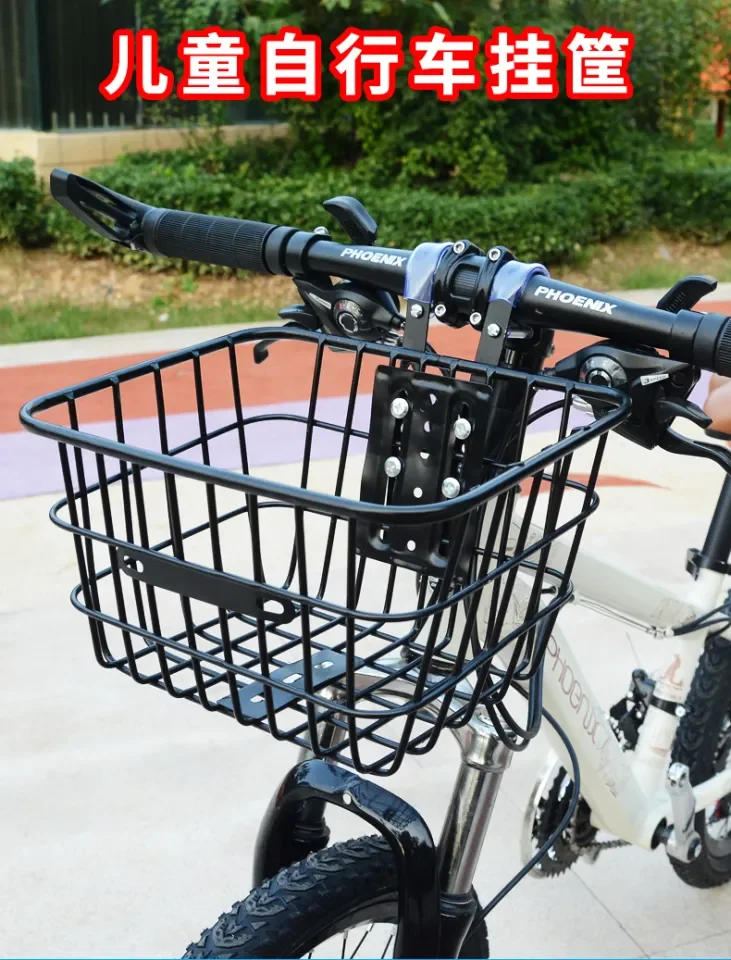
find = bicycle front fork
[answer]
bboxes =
[254,703,512,958]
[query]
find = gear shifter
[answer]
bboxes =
[656,275,718,313]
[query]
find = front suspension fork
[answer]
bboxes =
[252,708,512,958]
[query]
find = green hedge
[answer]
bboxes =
[1,150,729,274]
[0,157,48,247]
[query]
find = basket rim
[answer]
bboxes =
[19,324,631,524]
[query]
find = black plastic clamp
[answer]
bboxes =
[686,547,730,580]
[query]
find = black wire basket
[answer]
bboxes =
[21,327,629,775]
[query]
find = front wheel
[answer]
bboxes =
[184,835,489,959]
[671,633,731,887]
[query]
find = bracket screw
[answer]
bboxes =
[409,303,424,318]
[434,303,447,318]
[488,247,501,262]
[469,311,482,327]
[342,792,353,806]
[675,704,688,719]
[487,323,502,338]
[390,397,409,419]
[453,240,467,255]
[442,477,460,499]
[384,456,402,478]
[454,418,472,441]
[313,225,330,236]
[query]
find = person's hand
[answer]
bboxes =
[705,374,731,436]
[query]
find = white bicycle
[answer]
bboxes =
[21,169,731,958]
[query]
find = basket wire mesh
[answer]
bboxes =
[21,327,629,774]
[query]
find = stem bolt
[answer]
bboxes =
[454,418,472,440]
[453,240,467,254]
[469,311,482,327]
[434,303,447,318]
[409,303,424,318]
[390,397,409,419]
[384,456,402,478]
[442,476,461,499]
[487,323,502,338]
[488,247,501,261]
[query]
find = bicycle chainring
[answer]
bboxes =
[530,765,599,877]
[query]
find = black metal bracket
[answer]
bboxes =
[217,649,361,720]
[358,364,493,576]
[252,759,440,959]
[473,247,515,367]
[117,545,297,623]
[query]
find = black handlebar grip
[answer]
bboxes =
[141,207,277,273]
[713,317,731,377]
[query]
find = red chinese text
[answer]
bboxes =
[408,27,481,101]
[178,28,249,100]
[486,26,558,100]
[562,27,634,99]
[330,28,403,102]
[100,29,174,101]
[261,27,321,101]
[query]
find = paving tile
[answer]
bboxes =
[651,931,731,958]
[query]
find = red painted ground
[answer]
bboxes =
[6,301,731,433]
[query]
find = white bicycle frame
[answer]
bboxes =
[502,517,731,849]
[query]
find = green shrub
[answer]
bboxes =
[0,158,48,247]
[643,163,731,244]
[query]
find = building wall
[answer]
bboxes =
[0,122,288,185]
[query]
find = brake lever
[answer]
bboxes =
[657,427,731,475]
[254,307,321,364]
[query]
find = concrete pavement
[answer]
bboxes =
[2,289,731,958]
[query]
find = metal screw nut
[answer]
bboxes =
[488,247,501,262]
[384,456,402,478]
[442,477,460,499]
[409,303,424,318]
[434,303,447,318]
[486,323,502,338]
[452,240,467,255]
[469,311,482,327]
[675,704,687,719]
[390,397,409,420]
[454,418,472,441]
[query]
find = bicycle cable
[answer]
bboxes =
[468,671,581,933]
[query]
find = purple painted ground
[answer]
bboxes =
[1,374,711,501]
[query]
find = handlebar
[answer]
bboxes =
[50,168,731,377]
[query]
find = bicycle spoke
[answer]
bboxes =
[349,923,374,959]
[381,930,395,959]
[341,930,348,959]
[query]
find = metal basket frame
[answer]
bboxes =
[21,326,630,774]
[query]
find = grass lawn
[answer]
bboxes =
[1,230,730,345]
[0,300,278,344]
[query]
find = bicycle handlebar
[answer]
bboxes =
[51,168,731,377]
